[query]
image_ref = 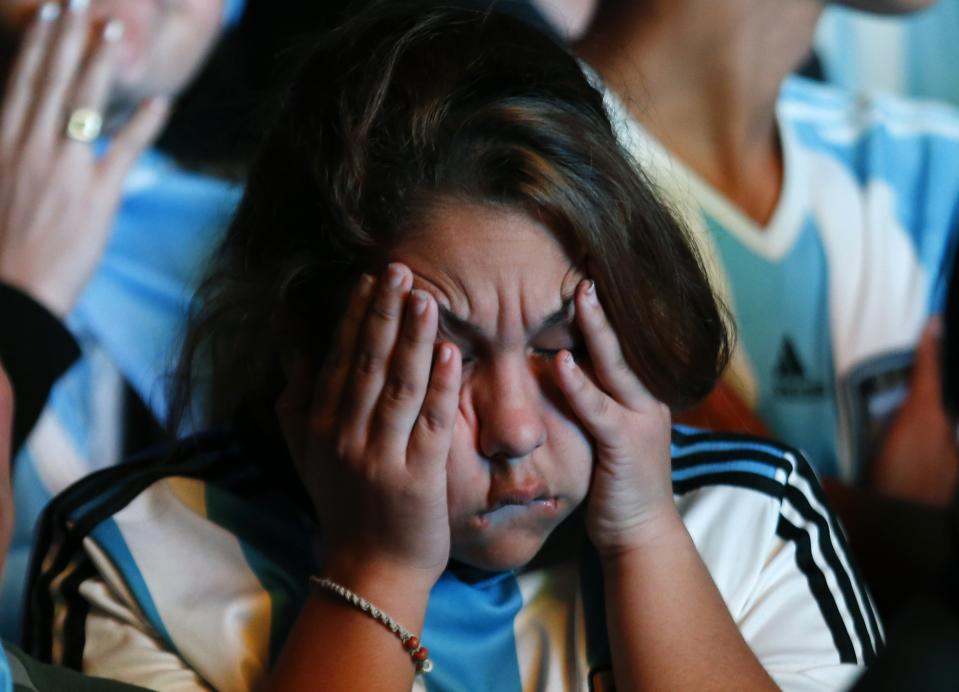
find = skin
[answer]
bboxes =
[1,0,224,113]
[270,203,775,690]
[576,0,955,506]
[0,0,222,317]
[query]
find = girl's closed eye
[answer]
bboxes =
[531,341,588,361]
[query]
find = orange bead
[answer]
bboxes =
[404,636,420,651]
[412,647,429,662]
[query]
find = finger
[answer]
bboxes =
[407,342,462,472]
[64,18,123,150]
[275,354,314,466]
[370,289,439,447]
[0,2,61,146]
[339,263,413,444]
[575,279,650,408]
[32,0,92,141]
[551,349,626,446]
[99,96,170,188]
[315,274,377,421]
[908,316,944,401]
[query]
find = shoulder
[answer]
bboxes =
[671,425,812,500]
[671,427,882,673]
[670,426,839,563]
[25,432,310,688]
[779,75,959,151]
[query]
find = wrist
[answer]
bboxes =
[321,553,438,613]
[594,504,686,565]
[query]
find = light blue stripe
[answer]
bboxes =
[672,438,793,461]
[0,644,11,692]
[89,519,174,648]
[671,460,780,483]
[423,570,524,691]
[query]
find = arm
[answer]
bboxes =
[0,282,80,452]
[0,3,169,452]
[551,279,777,690]
[268,265,461,690]
[601,515,776,690]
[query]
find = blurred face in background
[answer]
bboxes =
[0,0,224,110]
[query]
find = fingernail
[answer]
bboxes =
[438,344,452,365]
[39,2,60,21]
[69,0,90,13]
[411,290,429,316]
[387,263,404,289]
[103,18,124,42]
[584,280,598,306]
[563,351,576,369]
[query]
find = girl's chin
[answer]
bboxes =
[450,525,558,573]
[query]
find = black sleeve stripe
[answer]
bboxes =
[60,558,98,671]
[776,516,858,664]
[25,435,241,663]
[675,428,883,658]
[673,445,880,666]
[780,487,878,665]
[781,471,882,657]
[672,471,785,500]
[789,453,884,647]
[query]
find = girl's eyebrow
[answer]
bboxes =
[436,297,575,340]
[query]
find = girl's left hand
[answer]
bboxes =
[551,279,677,560]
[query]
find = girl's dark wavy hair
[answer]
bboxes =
[170,0,732,438]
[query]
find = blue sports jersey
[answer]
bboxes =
[0,151,241,640]
[817,2,959,107]
[606,75,959,480]
[25,428,879,691]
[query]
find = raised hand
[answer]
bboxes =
[275,264,462,588]
[871,316,958,506]
[551,279,676,558]
[0,1,169,317]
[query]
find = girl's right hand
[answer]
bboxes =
[275,264,462,592]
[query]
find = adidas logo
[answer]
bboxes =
[773,337,825,398]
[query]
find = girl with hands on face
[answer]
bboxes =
[0,0,168,318]
[28,5,880,691]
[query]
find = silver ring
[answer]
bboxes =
[65,108,103,143]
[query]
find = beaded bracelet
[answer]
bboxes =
[310,576,434,674]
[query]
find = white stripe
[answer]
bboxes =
[514,561,589,691]
[783,454,882,652]
[102,479,272,692]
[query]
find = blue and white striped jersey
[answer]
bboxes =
[606,75,959,481]
[25,428,879,691]
[816,2,959,107]
[0,151,241,640]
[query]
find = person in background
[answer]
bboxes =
[817,0,959,106]
[575,0,957,504]
[0,362,145,692]
[0,0,244,640]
